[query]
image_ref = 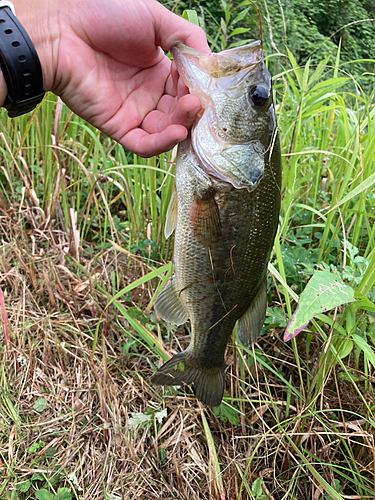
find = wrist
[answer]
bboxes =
[0,68,7,107]
[11,0,59,93]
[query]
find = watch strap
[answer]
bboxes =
[0,1,45,117]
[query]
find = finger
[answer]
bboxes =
[120,124,189,158]
[153,2,211,54]
[153,94,176,114]
[164,73,177,97]
[164,92,202,126]
[164,59,193,98]
[141,93,202,134]
[176,75,191,99]
[170,62,179,93]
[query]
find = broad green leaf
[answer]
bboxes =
[128,408,166,428]
[332,335,354,359]
[284,271,356,341]
[326,479,343,500]
[67,473,82,491]
[154,408,168,425]
[16,480,31,492]
[264,307,287,327]
[28,440,45,454]
[212,401,241,425]
[231,7,250,26]
[33,398,47,413]
[32,473,45,482]
[129,412,153,428]
[353,292,375,313]
[251,477,268,499]
[57,488,72,500]
[35,490,54,500]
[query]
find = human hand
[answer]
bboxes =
[11,0,210,156]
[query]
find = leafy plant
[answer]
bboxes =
[284,270,356,341]
[35,489,72,500]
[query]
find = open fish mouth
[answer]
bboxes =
[171,40,263,79]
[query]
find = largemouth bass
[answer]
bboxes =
[151,41,281,407]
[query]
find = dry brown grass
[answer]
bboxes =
[1,208,375,500]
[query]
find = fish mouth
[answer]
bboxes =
[171,41,266,102]
[171,41,263,79]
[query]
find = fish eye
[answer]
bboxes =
[249,85,269,107]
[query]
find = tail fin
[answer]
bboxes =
[151,351,224,407]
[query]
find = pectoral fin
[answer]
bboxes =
[154,275,188,325]
[237,280,267,347]
[189,189,221,248]
[164,190,178,239]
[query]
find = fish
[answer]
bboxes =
[151,40,281,407]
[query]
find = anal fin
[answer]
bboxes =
[155,275,188,325]
[237,280,267,347]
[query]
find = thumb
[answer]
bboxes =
[152,2,211,54]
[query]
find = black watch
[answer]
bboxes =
[0,1,45,117]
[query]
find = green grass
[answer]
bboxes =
[0,3,374,499]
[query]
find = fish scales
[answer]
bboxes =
[174,147,280,360]
[152,41,281,407]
